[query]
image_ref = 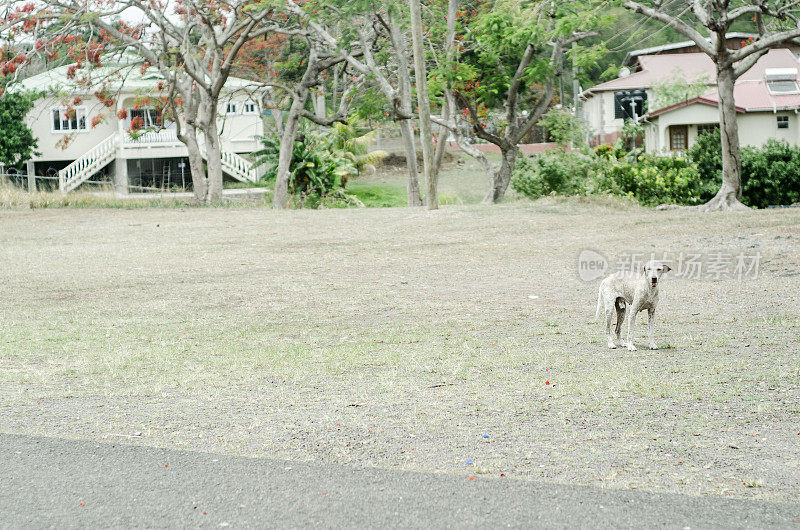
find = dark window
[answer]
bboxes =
[130,108,161,127]
[777,116,789,129]
[52,109,60,131]
[614,90,647,120]
[697,124,719,136]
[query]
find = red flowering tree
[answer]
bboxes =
[29,0,301,203]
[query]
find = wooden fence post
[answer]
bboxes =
[26,160,36,192]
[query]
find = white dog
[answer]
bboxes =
[595,260,670,351]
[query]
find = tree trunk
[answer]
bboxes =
[702,66,750,211]
[485,145,519,203]
[184,129,208,203]
[313,87,326,120]
[272,95,304,209]
[203,116,224,203]
[432,98,450,177]
[398,118,423,206]
[387,14,423,206]
[431,0,459,180]
[409,0,437,210]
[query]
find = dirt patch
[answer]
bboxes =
[1,203,798,501]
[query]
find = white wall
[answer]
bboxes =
[28,96,117,162]
[29,93,264,162]
[584,91,648,142]
[646,102,800,154]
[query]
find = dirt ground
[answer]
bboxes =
[1,200,799,502]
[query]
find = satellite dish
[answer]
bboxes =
[618,67,631,78]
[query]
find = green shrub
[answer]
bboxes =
[596,154,708,206]
[690,132,800,207]
[254,131,355,206]
[686,129,722,188]
[511,151,598,199]
[513,149,713,206]
[741,139,800,208]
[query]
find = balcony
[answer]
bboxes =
[121,128,181,148]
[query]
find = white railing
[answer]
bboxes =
[122,128,180,146]
[200,146,263,183]
[59,133,118,192]
[220,151,264,183]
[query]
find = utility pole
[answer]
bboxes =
[409,0,437,210]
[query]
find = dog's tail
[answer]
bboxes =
[595,285,603,320]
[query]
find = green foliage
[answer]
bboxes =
[686,129,722,186]
[512,149,713,206]
[254,131,354,204]
[648,70,711,112]
[511,151,599,198]
[453,0,613,108]
[689,132,800,207]
[596,154,710,206]
[0,91,39,167]
[323,122,388,176]
[539,107,588,148]
[741,140,800,208]
[254,121,389,207]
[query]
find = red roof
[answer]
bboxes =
[648,48,800,115]
[647,96,745,117]
[583,53,716,94]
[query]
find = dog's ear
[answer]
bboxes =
[663,265,671,273]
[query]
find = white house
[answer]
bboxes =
[15,62,267,193]
[643,48,800,153]
[580,53,716,145]
[579,34,769,145]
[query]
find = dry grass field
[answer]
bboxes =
[1,199,799,502]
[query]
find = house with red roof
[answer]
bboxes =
[643,48,800,153]
[580,53,717,145]
[578,34,800,146]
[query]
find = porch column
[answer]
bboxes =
[113,157,129,195]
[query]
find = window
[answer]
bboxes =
[51,107,87,133]
[669,125,688,151]
[767,80,800,95]
[697,124,719,136]
[129,108,161,127]
[226,102,238,115]
[614,90,647,120]
[777,115,789,129]
[242,101,257,115]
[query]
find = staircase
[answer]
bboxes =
[59,133,118,192]
[57,133,263,192]
[201,148,264,183]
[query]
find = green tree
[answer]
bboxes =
[451,0,610,202]
[0,91,38,167]
[648,70,712,112]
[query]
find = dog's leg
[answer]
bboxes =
[647,308,658,350]
[615,306,625,343]
[605,308,617,349]
[625,302,639,351]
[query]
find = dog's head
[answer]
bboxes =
[643,260,671,288]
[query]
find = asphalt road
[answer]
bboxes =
[1,433,798,528]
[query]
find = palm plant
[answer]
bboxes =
[324,122,388,178]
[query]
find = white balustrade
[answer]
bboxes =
[58,134,118,192]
